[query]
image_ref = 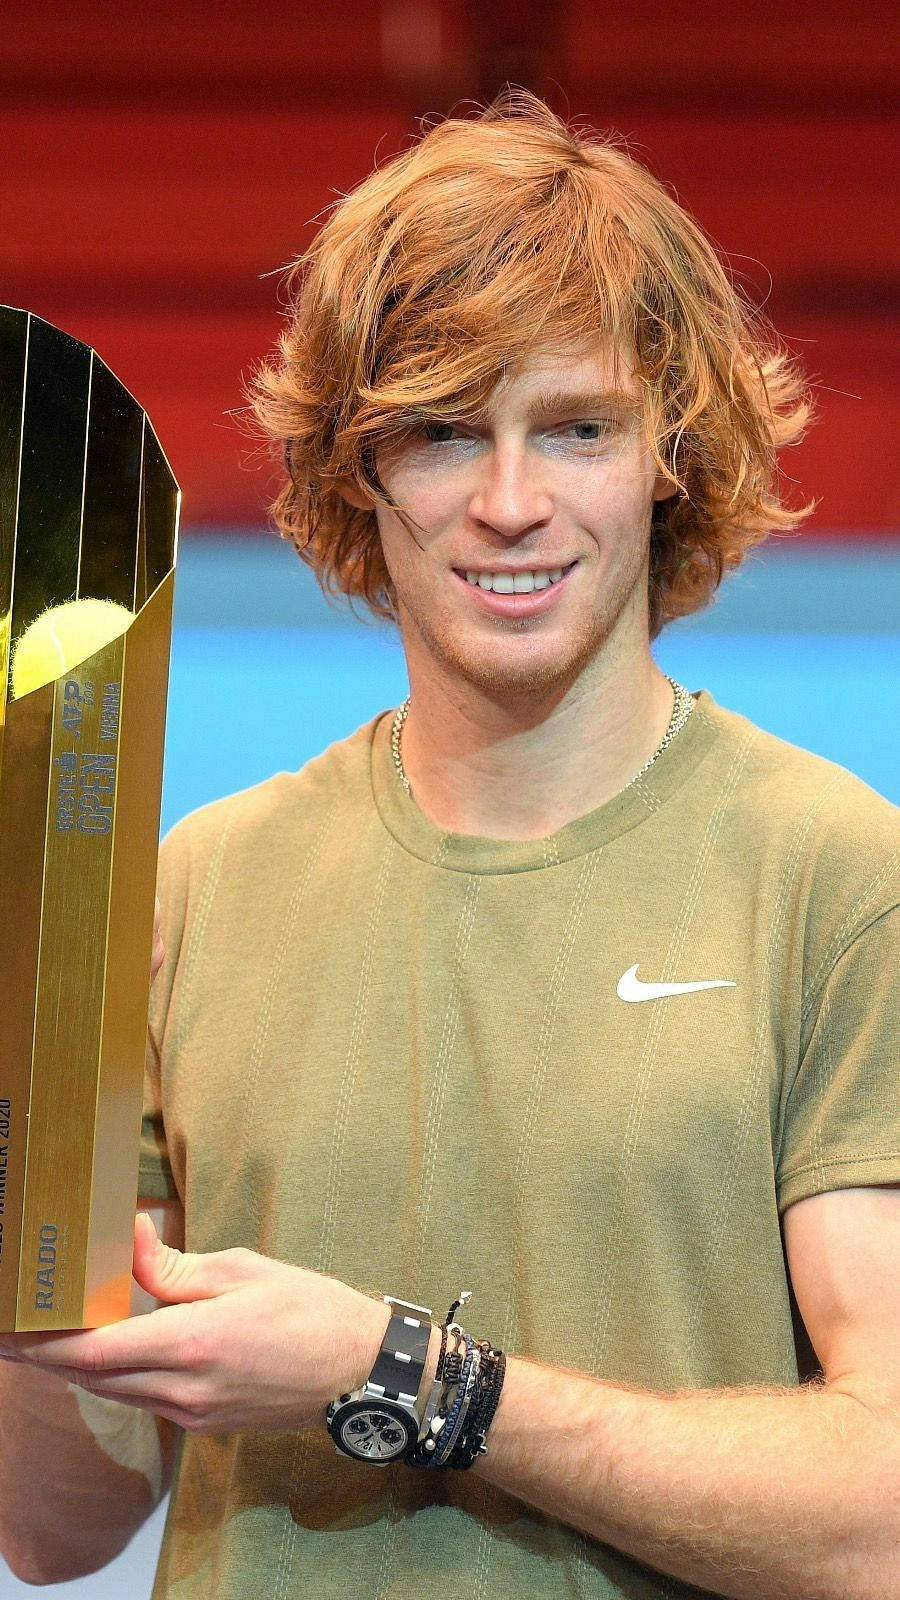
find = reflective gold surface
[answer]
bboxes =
[0,307,178,1329]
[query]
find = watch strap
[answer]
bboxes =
[366,1299,431,1404]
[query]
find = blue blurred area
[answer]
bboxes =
[160,535,899,838]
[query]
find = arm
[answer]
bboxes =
[473,1185,900,1600]
[3,1192,896,1597]
[0,1201,183,1586]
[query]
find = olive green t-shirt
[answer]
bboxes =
[140,690,900,1599]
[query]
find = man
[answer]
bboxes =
[1,92,898,1600]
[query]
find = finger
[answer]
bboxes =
[0,1299,191,1371]
[52,1366,214,1431]
[132,1212,257,1304]
[133,1211,224,1303]
[0,1330,99,1363]
[52,1364,181,1404]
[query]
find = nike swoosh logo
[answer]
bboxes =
[616,964,737,1002]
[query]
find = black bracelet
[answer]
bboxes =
[448,1346,506,1469]
[422,1334,478,1467]
[405,1327,465,1466]
[403,1290,505,1470]
[441,1342,464,1389]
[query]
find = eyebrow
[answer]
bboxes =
[427,387,638,432]
[523,388,634,423]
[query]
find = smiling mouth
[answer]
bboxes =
[452,560,578,594]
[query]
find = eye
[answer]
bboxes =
[565,420,613,442]
[422,420,458,444]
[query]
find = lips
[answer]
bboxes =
[453,560,577,587]
[452,560,578,615]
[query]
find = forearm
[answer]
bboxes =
[0,1362,173,1585]
[475,1356,900,1600]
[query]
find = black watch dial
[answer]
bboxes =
[332,1401,418,1462]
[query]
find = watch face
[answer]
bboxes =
[333,1402,417,1462]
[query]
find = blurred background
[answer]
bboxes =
[1,0,898,1592]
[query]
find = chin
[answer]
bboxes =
[442,632,609,703]
[402,586,631,702]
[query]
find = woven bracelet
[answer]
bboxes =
[448,1351,500,1468]
[448,1346,506,1469]
[405,1327,466,1466]
[421,1335,478,1468]
[404,1289,505,1470]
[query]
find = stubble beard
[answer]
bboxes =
[399,547,650,707]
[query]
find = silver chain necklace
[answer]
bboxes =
[390,677,694,799]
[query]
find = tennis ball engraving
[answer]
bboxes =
[10,599,135,701]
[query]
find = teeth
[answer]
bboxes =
[464,567,568,594]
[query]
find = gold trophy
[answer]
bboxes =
[0,307,178,1330]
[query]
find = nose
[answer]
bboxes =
[467,442,554,540]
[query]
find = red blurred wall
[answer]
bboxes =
[2,0,897,533]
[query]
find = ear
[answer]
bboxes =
[333,476,376,512]
[652,471,680,504]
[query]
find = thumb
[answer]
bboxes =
[132,1211,230,1304]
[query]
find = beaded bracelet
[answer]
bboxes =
[448,1346,506,1469]
[405,1325,464,1466]
[425,1335,479,1467]
[404,1291,506,1469]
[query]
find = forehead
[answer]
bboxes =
[483,340,639,417]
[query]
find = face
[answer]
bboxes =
[357,343,675,705]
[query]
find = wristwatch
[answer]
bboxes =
[326,1297,432,1463]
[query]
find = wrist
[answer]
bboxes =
[351,1296,441,1396]
[326,1291,504,1469]
[327,1295,436,1464]
[348,1296,393,1392]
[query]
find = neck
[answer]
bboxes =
[397,656,677,841]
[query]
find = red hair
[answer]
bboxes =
[250,91,813,636]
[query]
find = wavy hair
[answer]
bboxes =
[250,91,814,636]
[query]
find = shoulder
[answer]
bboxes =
[697,692,898,868]
[157,712,385,890]
[694,693,899,955]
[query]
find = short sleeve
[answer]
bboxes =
[139,1022,177,1202]
[137,817,193,1205]
[777,905,900,1213]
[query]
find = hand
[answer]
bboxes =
[0,1215,391,1433]
[151,897,165,984]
